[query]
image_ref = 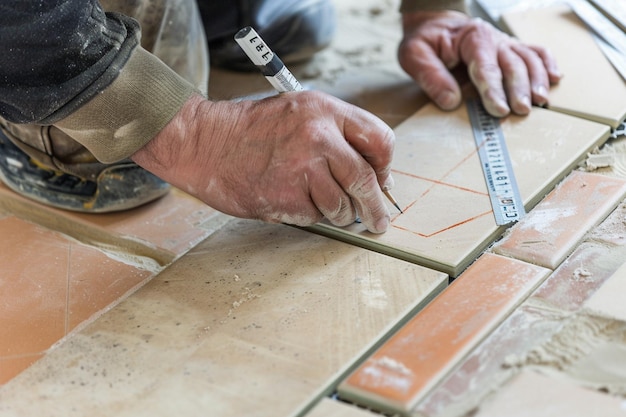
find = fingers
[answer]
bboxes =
[399,39,463,111]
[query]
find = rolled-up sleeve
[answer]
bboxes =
[0,1,198,163]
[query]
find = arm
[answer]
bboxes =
[398,0,561,117]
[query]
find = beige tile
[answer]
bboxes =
[0,219,447,417]
[584,260,626,321]
[492,171,626,269]
[309,102,609,276]
[337,253,550,415]
[502,4,626,128]
[305,398,381,417]
[473,371,626,417]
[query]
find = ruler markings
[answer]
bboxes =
[467,99,525,226]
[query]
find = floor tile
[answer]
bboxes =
[584,260,626,321]
[309,102,609,276]
[336,253,550,415]
[472,370,626,417]
[0,183,226,266]
[413,303,568,417]
[305,398,380,417]
[0,355,43,386]
[0,213,158,386]
[502,4,626,127]
[0,217,71,357]
[492,171,626,269]
[0,219,447,417]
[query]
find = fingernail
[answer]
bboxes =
[519,95,531,113]
[437,90,461,110]
[373,215,390,234]
[382,174,395,191]
[485,97,510,117]
[534,85,548,105]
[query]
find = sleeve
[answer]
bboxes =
[0,1,198,163]
[399,0,468,13]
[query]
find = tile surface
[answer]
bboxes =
[473,370,626,417]
[310,102,609,276]
[305,399,380,417]
[0,183,226,267]
[492,171,626,269]
[0,215,153,384]
[584,260,626,321]
[0,219,447,417]
[337,253,550,414]
[502,4,626,127]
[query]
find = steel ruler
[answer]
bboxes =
[467,99,526,225]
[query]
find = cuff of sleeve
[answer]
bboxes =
[55,47,199,164]
[400,0,467,13]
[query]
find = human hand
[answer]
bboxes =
[132,92,395,233]
[398,10,562,117]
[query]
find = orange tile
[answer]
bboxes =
[0,183,225,264]
[67,245,154,331]
[337,253,550,414]
[0,217,69,356]
[492,171,626,269]
[413,304,567,417]
[0,354,43,385]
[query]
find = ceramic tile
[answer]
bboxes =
[584,260,626,321]
[473,370,626,417]
[413,304,568,417]
[0,183,227,266]
[0,213,157,386]
[502,4,626,128]
[0,219,447,417]
[0,355,43,386]
[492,171,626,269]
[336,253,550,415]
[305,398,381,417]
[308,102,609,276]
[0,217,71,357]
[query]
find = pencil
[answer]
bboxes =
[234,26,402,214]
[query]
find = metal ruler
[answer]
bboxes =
[467,99,526,225]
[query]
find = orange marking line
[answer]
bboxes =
[391,210,492,238]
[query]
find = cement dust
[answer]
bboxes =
[504,313,626,396]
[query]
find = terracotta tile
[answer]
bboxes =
[0,217,70,357]
[414,304,568,417]
[0,219,447,417]
[337,253,550,415]
[67,245,154,331]
[0,354,43,385]
[531,242,626,313]
[309,102,609,277]
[492,171,626,269]
[473,371,626,417]
[503,4,626,127]
[0,183,226,265]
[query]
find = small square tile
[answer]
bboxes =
[492,171,626,269]
[337,253,550,414]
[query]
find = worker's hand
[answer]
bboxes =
[398,10,561,117]
[132,92,394,233]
